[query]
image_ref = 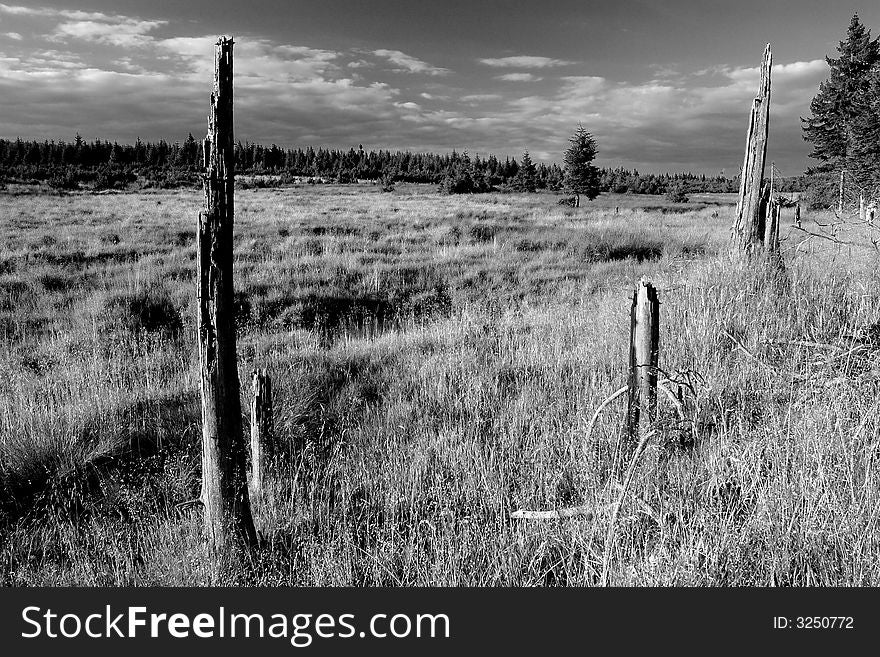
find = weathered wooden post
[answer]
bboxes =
[626,278,659,439]
[198,36,258,552]
[732,43,771,254]
[249,368,273,534]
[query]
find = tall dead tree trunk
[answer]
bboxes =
[732,43,771,254]
[838,170,845,215]
[198,36,257,552]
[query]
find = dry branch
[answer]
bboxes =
[584,386,628,443]
[601,429,655,587]
[510,503,615,521]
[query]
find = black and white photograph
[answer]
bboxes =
[1,0,880,647]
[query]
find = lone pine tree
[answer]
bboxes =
[563,124,600,207]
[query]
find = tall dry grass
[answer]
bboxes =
[1,185,878,585]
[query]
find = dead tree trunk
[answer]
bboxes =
[626,279,659,439]
[249,368,273,536]
[838,170,845,215]
[198,36,257,553]
[732,43,771,254]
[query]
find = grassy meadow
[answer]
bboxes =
[2,182,880,585]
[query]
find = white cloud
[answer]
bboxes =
[460,94,502,102]
[4,31,23,40]
[372,49,449,75]
[0,4,139,22]
[52,18,166,48]
[479,55,574,68]
[497,73,541,82]
[0,2,832,171]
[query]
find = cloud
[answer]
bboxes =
[460,94,502,102]
[51,18,166,48]
[372,49,449,75]
[479,55,574,68]
[0,4,137,21]
[0,3,831,172]
[496,73,542,82]
[475,60,829,171]
[0,8,416,148]
[3,32,23,40]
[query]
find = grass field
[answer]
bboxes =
[2,183,880,585]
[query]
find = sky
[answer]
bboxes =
[1,1,879,174]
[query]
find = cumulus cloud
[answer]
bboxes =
[51,18,166,47]
[479,55,574,68]
[372,49,449,75]
[0,2,830,172]
[460,94,502,102]
[496,73,542,82]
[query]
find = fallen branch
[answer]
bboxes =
[601,430,655,587]
[584,386,628,442]
[510,502,615,521]
[789,225,871,249]
[612,481,660,524]
[174,498,204,512]
[657,380,685,422]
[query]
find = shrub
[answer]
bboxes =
[802,173,837,210]
[103,288,183,337]
[665,183,689,203]
[93,166,136,191]
[47,167,80,191]
[438,164,492,194]
[468,224,498,243]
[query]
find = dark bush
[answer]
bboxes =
[665,183,689,203]
[47,167,80,191]
[104,288,183,336]
[438,165,492,194]
[93,166,136,191]
[468,224,498,243]
[802,173,837,210]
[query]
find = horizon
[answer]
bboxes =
[1,1,879,175]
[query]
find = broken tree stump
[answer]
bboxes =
[626,279,660,439]
[198,36,258,553]
[764,198,780,252]
[249,368,273,535]
[732,43,772,254]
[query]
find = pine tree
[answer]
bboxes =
[851,68,880,196]
[802,14,880,206]
[510,150,537,192]
[563,124,600,206]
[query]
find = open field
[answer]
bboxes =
[2,184,880,585]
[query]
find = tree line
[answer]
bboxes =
[0,133,770,195]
